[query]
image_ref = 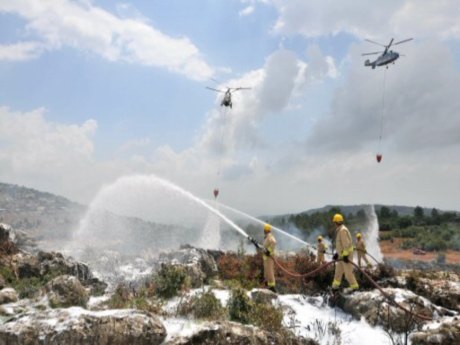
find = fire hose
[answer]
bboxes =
[273,256,336,278]
[350,261,432,321]
[259,246,433,321]
[354,247,381,265]
[248,236,432,320]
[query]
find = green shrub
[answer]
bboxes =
[177,290,225,320]
[192,291,224,319]
[423,238,447,251]
[401,239,416,249]
[0,265,16,283]
[107,283,133,309]
[249,302,285,332]
[396,226,420,238]
[405,273,419,292]
[14,277,44,299]
[398,216,413,229]
[108,283,164,314]
[154,264,188,299]
[228,287,253,324]
[0,265,62,299]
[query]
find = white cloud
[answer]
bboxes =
[198,48,335,156]
[0,41,44,61]
[267,0,460,40]
[117,137,151,156]
[0,107,101,201]
[0,107,96,171]
[0,0,213,80]
[239,6,255,17]
[307,40,460,152]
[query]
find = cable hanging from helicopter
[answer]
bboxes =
[206,79,252,198]
[376,68,387,163]
[362,38,413,163]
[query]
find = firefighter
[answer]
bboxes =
[356,232,372,268]
[331,214,359,291]
[263,223,277,293]
[317,236,327,264]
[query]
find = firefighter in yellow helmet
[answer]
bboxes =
[355,232,372,268]
[263,223,277,293]
[331,214,359,291]
[317,236,328,264]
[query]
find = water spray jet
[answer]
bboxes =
[214,201,315,253]
[74,174,253,254]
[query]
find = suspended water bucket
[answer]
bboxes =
[213,189,219,198]
[376,154,382,163]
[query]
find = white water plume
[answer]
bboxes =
[199,203,221,249]
[363,205,383,262]
[70,174,249,262]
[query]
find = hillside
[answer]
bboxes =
[0,182,85,239]
[0,182,201,253]
[1,182,459,263]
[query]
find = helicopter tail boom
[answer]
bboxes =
[364,59,375,69]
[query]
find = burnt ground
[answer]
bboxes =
[380,237,460,264]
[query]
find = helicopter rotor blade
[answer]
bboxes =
[229,87,251,93]
[362,51,383,56]
[210,78,232,89]
[365,39,387,47]
[206,87,224,93]
[393,38,413,46]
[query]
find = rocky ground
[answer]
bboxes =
[0,224,458,345]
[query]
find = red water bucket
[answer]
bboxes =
[376,154,382,163]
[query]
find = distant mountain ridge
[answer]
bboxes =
[298,204,441,217]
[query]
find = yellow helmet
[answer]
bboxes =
[317,235,323,241]
[264,224,272,233]
[356,232,362,238]
[332,213,344,223]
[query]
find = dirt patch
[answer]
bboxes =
[380,237,460,264]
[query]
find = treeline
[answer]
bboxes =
[264,205,460,252]
[377,206,460,251]
[377,206,460,230]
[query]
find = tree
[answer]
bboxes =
[329,206,342,216]
[379,206,391,219]
[430,208,441,225]
[398,216,412,229]
[414,206,424,218]
[356,209,366,222]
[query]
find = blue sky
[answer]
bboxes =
[1,0,460,215]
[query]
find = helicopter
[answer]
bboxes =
[363,38,413,69]
[206,85,251,108]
